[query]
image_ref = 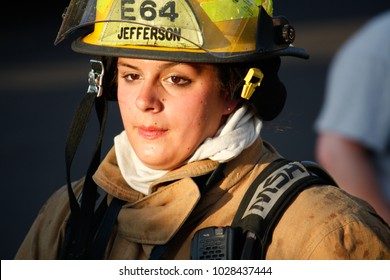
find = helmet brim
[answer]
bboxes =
[72,38,309,63]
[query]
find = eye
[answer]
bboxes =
[123,73,141,81]
[167,75,190,86]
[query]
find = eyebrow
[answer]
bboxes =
[117,60,181,71]
[117,60,206,74]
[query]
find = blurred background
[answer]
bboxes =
[1,1,389,259]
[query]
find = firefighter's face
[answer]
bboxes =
[117,58,237,170]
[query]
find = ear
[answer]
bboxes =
[222,99,240,115]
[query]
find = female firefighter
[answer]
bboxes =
[15,0,390,259]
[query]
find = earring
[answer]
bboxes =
[227,107,231,111]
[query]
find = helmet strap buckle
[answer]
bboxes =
[87,59,105,97]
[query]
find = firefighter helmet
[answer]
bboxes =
[55,0,308,62]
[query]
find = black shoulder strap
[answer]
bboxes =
[59,59,114,259]
[232,158,337,259]
[88,196,126,259]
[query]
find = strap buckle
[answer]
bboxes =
[241,68,264,100]
[87,59,105,97]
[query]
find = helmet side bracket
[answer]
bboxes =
[256,7,295,54]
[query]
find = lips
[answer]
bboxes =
[137,126,167,139]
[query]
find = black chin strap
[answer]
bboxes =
[59,59,111,259]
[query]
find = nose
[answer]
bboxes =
[135,80,164,113]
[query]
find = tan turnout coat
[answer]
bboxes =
[15,139,390,259]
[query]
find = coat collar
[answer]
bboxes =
[92,138,280,244]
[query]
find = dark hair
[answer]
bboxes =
[215,57,286,121]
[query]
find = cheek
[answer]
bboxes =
[117,85,130,103]
[189,97,225,136]
[117,90,135,126]
[117,93,128,115]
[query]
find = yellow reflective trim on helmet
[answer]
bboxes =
[200,0,272,23]
[200,0,258,22]
[254,0,273,16]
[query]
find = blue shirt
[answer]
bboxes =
[315,10,390,202]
